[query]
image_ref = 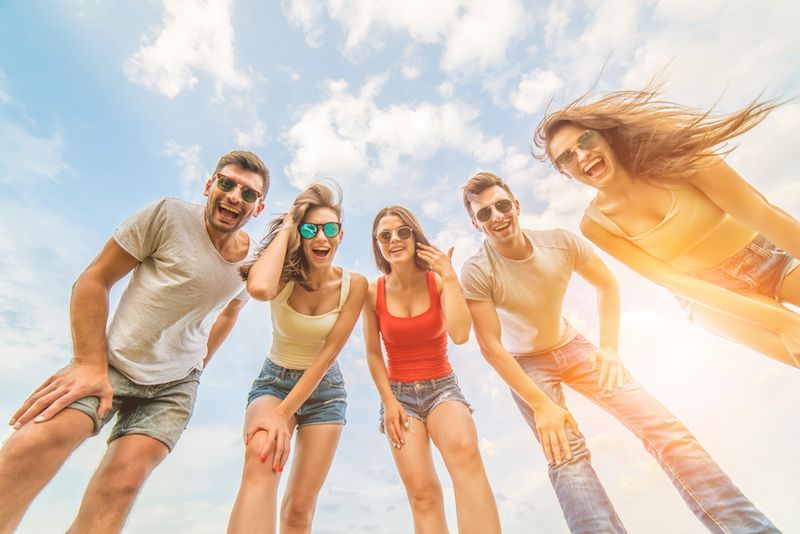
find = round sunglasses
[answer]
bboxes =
[298,222,341,239]
[553,129,601,171]
[375,225,413,244]
[474,199,513,222]
[214,174,262,204]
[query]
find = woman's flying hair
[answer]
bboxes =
[240,180,343,291]
[533,83,783,183]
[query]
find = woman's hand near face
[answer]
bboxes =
[417,243,457,279]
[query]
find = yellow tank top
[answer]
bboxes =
[268,269,351,370]
[583,185,757,272]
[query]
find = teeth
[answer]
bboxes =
[219,202,241,214]
[584,158,602,174]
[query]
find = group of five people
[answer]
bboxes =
[1,89,797,533]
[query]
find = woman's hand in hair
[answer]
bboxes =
[417,243,457,279]
[383,397,409,450]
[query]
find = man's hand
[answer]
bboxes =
[590,347,630,393]
[533,401,579,466]
[245,410,294,472]
[9,363,113,428]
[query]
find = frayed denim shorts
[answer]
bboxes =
[379,372,472,433]
[679,235,799,316]
[248,358,347,426]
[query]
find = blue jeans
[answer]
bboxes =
[511,334,779,534]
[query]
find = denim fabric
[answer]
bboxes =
[688,234,799,298]
[68,365,202,452]
[378,372,473,433]
[247,358,347,426]
[511,334,779,534]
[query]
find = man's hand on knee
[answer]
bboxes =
[9,363,114,429]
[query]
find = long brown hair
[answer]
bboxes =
[241,181,343,290]
[533,85,782,183]
[371,206,431,274]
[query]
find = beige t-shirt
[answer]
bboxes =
[107,198,251,384]
[461,229,592,354]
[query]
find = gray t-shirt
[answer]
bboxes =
[461,228,592,354]
[107,198,251,384]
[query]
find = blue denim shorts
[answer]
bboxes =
[248,358,347,426]
[68,365,202,452]
[378,372,473,433]
[679,235,799,315]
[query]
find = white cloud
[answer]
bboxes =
[285,0,530,74]
[165,140,206,198]
[282,76,506,205]
[512,69,564,114]
[0,120,68,185]
[124,0,252,99]
[235,119,268,148]
[402,64,421,80]
[438,81,455,98]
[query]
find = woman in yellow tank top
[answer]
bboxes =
[533,88,800,367]
[228,182,367,533]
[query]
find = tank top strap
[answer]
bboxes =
[274,280,294,303]
[376,275,386,314]
[583,204,627,238]
[337,268,351,309]
[425,270,440,310]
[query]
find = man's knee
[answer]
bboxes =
[1,410,93,463]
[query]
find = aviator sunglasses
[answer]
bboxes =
[376,226,413,244]
[474,199,513,223]
[299,222,341,239]
[553,129,601,171]
[213,174,262,204]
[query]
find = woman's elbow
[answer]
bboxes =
[450,328,471,345]
[246,281,276,301]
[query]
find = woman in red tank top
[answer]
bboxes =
[362,205,500,533]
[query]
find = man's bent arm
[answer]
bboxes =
[203,298,247,369]
[10,239,139,427]
[467,299,578,465]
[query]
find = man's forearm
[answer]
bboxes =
[69,274,112,368]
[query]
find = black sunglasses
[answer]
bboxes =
[214,174,262,204]
[376,226,413,244]
[475,199,513,222]
[299,222,341,239]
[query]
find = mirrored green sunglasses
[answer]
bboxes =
[299,222,341,239]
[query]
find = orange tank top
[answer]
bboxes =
[376,271,452,382]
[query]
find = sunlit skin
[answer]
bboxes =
[229,203,368,534]
[548,122,800,366]
[361,212,500,534]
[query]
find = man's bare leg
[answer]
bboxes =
[0,409,94,534]
[67,434,168,533]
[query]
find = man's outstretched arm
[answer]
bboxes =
[467,298,578,465]
[9,239,140,428]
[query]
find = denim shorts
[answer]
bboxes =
[247,358,347,426]
[68,365,202,452]
[378,373,473,433]
[679,235,800,315]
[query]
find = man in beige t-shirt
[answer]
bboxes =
[460,172,778,533]
[0,151,269,533]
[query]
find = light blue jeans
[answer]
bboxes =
[511,334,780,533]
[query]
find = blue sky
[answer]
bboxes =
[2,1,800,532]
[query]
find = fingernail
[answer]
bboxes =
[392,442,397,447]
[273,464,277,471]
[34,416,44,423]
[260,455,266,463]
[404,422,409,428]
[13,422,22,430]
[400,439,405,444]
[279,466,284,472]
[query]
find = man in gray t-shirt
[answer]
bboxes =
[460,172,778,533]
[0,150,269,533]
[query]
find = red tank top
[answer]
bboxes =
[376,271,453,382]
